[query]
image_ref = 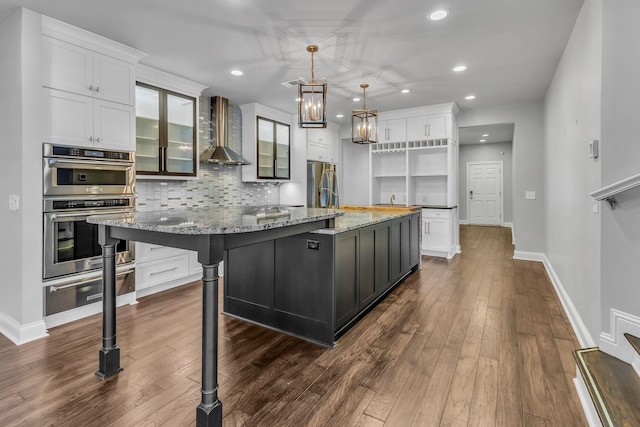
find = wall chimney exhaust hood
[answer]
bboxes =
[199,96,250,165]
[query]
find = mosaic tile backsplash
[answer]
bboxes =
[135,97,280,212]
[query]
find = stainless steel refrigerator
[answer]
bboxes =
[307,161,339,208]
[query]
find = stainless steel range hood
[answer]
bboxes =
[199,96,250,165]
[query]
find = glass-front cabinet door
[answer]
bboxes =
[257,116,290,179]
[166,93,195,174]
[135,83,196,177]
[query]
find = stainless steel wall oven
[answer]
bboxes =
[43,144,135,282]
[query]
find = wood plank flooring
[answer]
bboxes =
[0,225,587,426]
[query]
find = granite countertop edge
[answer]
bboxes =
[313,210,416,235]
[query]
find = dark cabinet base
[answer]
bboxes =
[223,213,421,347]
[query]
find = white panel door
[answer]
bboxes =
[42,88,93,147]
[94,100,136,151]
[468,162,502,226]
[93,54,135,105]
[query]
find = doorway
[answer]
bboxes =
[467,161,503,226]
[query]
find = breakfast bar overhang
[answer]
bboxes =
[88,206,342,427]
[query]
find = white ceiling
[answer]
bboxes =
[0,0,584,124]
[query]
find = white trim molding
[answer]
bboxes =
[599,309,640,366]
[0,311,48,345]
[573,368,603,427]
[542,255,596,348]
[459,219,469,225]
[512,250,545,262]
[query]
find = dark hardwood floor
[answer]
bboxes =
[0,225,587,426]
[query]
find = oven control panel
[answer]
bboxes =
[48,198,133,211]
[44,144,133,162]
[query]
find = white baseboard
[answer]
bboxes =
[0,311,48,345]
[459,219,469,225]
[599,309,640,365]
[542,255,596,348]
[512,250,545,262]
[44,293,137,329]
[573,367,603,427]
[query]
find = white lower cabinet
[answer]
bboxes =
[421,208,459,259]
[135,243,202,296]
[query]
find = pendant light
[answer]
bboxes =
[298,45,327,128]
[351,84,378,144]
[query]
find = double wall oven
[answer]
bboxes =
[43,144,136,316]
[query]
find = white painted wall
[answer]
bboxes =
[340,138,369,206]
[600,0,640,333]
[0,9,24,325]
[458,101,545,253]
[544,0,601,345]
[0,8,46,344]
[458,142,513,223]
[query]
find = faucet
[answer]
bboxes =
[390,194,395,206]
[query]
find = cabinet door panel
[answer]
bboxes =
[335,231,359,329]
[389,220,401,281]
[426,218,450,252]
[93,54,135,105]
[427,114,448,139]
[42,88,93,147]
[385,118,407,143]
[400,217,411,272]
[94,100,135,151]
[42,37,93,96]
[410,213,421,265]
[375,223,391,294]
[359,227,376,307]
[407,116,429,141]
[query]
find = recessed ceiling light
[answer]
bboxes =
[479,139,487,143]
[428,10,448,21]
[230,70,243,76]
[401,89,410,94]
[336,114,344,118]
[353,97,360,102]
[452,65,467,72]
[465,95,476,100]
[482,134,489,137]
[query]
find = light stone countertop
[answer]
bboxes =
[86,206,343,235]
[313,210,417,235]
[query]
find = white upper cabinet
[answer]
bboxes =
[307,126,339,164]
[42,36,135,106]
[41,16,146,150]
[406,113,449,141]
[379,117,406,143]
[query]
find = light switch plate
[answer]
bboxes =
[588,139,599,159]
[525,191,536,200]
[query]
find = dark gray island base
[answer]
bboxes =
[224,210,421,347]
[87,206,342,427]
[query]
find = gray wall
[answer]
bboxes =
[458,142,513,223]
[600,0,640,333]
[458,101,545,253]
[544,0,601,345]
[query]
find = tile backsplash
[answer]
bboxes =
[135,97,280,211]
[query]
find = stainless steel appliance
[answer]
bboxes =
[43,144,135,281]
[44,267,135,316]
[43,144,135,196]
[307,161,338,208]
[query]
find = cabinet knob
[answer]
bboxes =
[95,136,101,143]
[88,84,93,92]
[88,136,93,142]
[95,86,100,93]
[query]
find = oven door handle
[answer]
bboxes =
[48,267,136,292]
[49,208,133,220]
[46,158,133,170]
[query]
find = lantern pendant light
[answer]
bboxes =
[298,45,327,128]
[351,84,378,144]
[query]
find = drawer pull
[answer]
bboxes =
[150,267,178,276]
[87,293,102,302]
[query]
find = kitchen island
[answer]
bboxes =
[223,207,421,347]
[87,205,342,427]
